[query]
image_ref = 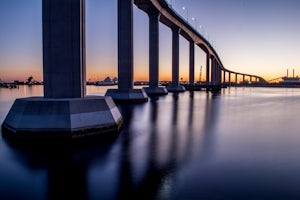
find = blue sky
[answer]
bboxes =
[0,0,300,82]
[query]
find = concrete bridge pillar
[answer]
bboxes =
[218,66,222,85]
[117,0,133,90]
[189,40,195,85]
[143,10,167,95]
[217,65,222,85]
[43,0,86,98]
[210,58,221,91]
[216,64,220,84]
[106,0,148,101]
[2,0,122,139]
[243,74,245,82]
[211,57,216,85]
[235,74,238,84]
[205,53,210,92]
[167,27,185,92]
[216,64,218,84]
[223,70,226,84]
[229,72,231,86]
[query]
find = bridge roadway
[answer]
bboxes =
[133,0,266,89]
[1,0,266,139]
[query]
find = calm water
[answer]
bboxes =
[1,85,300,200]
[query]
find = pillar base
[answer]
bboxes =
[166,85,186,92]
[1,96,122,140]
[105,89,148,102]
[210,85,222,92]
[182,84,203,91]
[143,87,168,95]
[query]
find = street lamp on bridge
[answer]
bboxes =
[182,6,189,22]
[192,17,197,30]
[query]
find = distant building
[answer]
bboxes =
[280,69,300,84]
[112,77,118,84]
[280,76,300,84]
[96,76,116,86]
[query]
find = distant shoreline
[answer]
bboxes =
[3,82,300,89]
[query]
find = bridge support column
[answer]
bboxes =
[218,67,222,85]
[235,74,238,84]
[2,0,122,139]
[106,0,148,101]
[210,57,221,92]
[167,27,185,92]
[218,65,222,85]
[189,40,195,85]
[229,72,231,86]
[243,74,245,82]
[205,53,210,92]
[223,70,226,84]
[211,57,216,86]
[217,65,221,84]
[143,11,167,95]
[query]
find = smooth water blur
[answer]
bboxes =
[1,86,300,199]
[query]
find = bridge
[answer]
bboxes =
[1,0,265,139]
[108,0,266,100]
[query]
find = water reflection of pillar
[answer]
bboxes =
[172,93,179,123]
[150,97,159,123]
[3,140,114,200]
[184,91,195,159]
[133,97,161,199]
[48,155,88,200]
[169,93,182,166]
[188,91,194,126]
[168,92,180,176]
[201,93,220,157]
[117,104,135,199]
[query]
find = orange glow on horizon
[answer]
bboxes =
[1,63,296,83]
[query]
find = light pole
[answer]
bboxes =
[192,17,197,30]
[199,25,204,35]
[205,32,209,41]
[182,6,189,22]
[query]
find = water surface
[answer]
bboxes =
[1,86,300,199]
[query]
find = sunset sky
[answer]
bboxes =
[0,0,300,82]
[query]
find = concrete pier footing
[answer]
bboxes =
[2,0,125,140]
[111,0,149,102]
[166,85,186,92]
[2,96,122,139]
[143,87,168,95]
[105,89,148,102]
